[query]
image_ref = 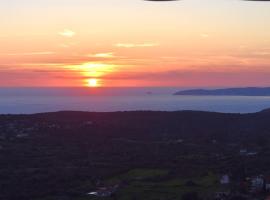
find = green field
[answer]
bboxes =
[76,169,220,200]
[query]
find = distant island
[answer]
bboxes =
[174,87,270,96]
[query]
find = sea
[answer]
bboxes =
[1,87,270,114]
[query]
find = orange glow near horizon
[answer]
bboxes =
[1,0,270,87]
[64,62,116,87]
[66,62,116,78]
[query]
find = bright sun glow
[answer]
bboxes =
[87,78,99,87]
[65,62,116,87]
[72,63,116,77]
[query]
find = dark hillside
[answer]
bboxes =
[1,110,270,200]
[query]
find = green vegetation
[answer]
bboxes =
[98,170,218,200]
[105,168,168,184]
[2,111,270,200]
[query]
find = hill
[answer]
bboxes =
[1,110,270,200]
[174,87,270,96]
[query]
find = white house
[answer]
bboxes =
[220,175,230,185]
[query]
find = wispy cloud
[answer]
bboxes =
[59,42,77,48]
[252,51,270,56]
[43,69,270,88]
[1,52,55,56]
[200,33,209,38]
[65,62,116,78]
[115,43,159,48]
[87,52,115,58]
[58,29,76,38]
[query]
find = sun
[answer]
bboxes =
[87,78,100,87]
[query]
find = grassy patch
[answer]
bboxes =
[83,170,219,200]
[105,168,168,184]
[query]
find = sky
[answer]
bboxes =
[0,0,270,87]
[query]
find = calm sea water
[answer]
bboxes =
[0,87,270,114]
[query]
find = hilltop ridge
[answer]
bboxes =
[174,87,270,96]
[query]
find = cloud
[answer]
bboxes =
[59,42,77,48]
[58,29,76,38]
[1,52,55,56]
[115,43,159,48]
[87,52,115,58]
[200,33,209,38]
[252,51,270,56]
[42,68,270,87]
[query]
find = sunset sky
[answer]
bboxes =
[1,0,270,87]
